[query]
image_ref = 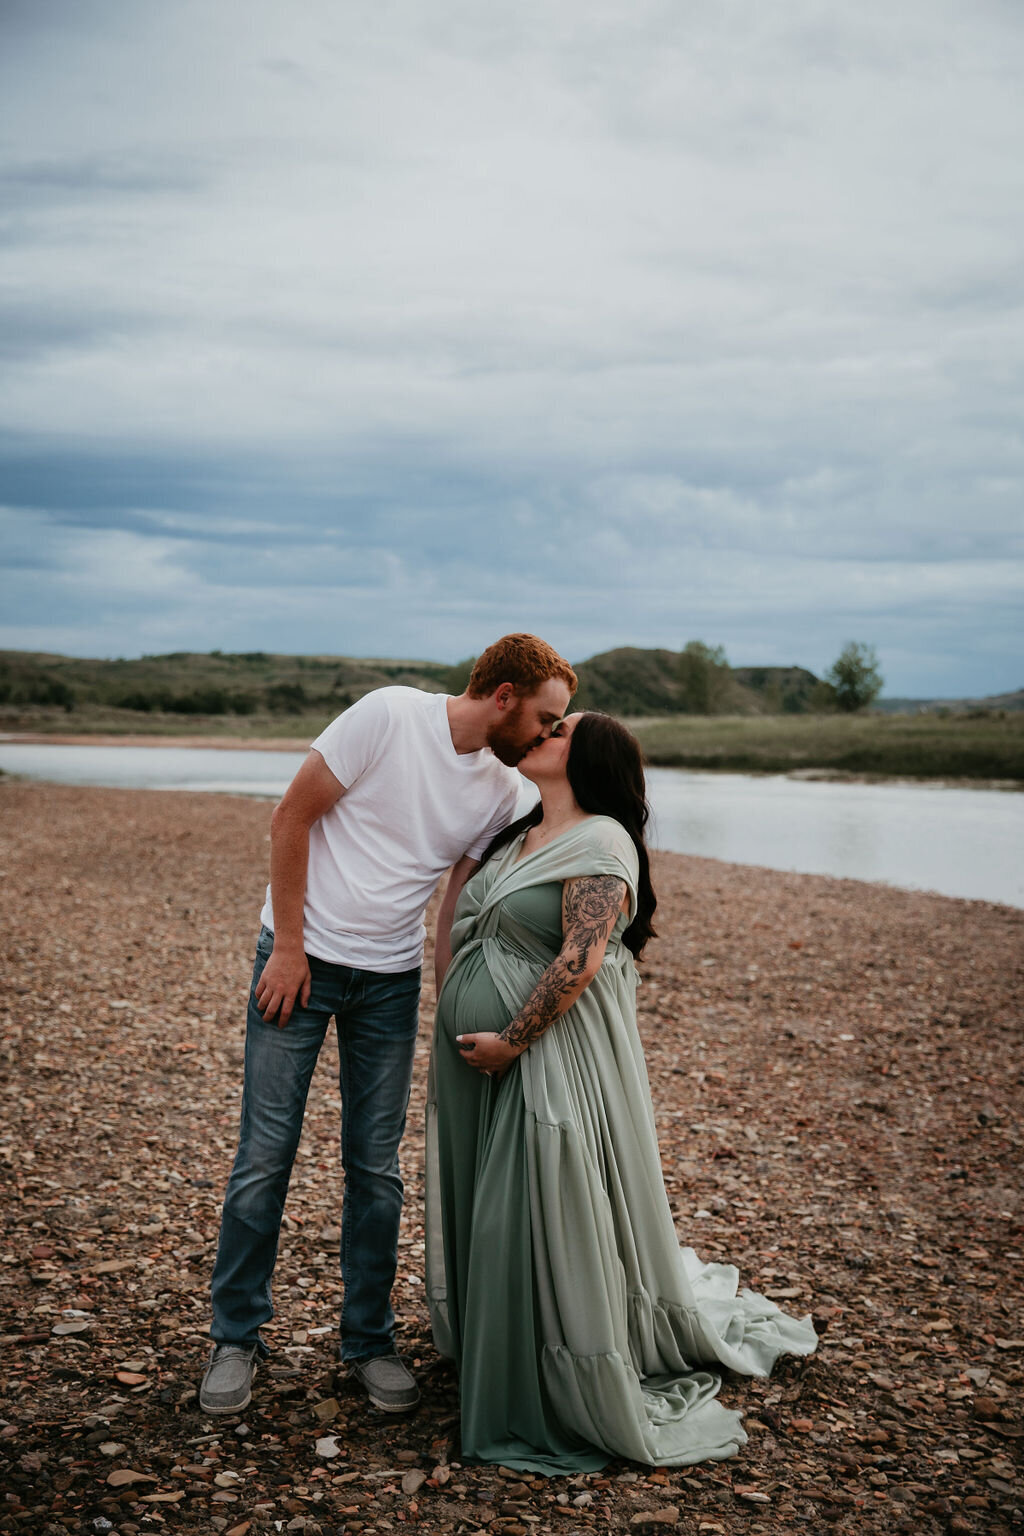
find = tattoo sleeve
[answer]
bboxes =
[499,875,627,1053]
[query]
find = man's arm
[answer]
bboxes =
[456,874,627,1073]
[254,750,346,1027]
[434,854,480,996]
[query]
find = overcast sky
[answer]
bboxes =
[1,0,1022,696]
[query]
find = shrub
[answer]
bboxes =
[264,682,308,714]
[678,641,731,714]
[825,642,883,712]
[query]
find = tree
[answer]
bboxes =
[825,641,883,712]
[677,640,732,714]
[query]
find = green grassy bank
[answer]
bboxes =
[2,646,1020,782]
[3,702,1022,782]
[631,711,1024,782]
[0,702,333,742]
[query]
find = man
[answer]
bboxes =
[200,634,576,1416]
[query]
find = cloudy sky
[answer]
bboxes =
[2,0,1022,695]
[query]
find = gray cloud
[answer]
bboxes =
[0,0,1022,694]
[0,154,206,199]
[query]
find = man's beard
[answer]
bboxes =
[486,703,538,767]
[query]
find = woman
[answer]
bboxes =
[425,713,817,1474]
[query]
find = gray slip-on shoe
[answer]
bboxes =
[349,1352,420,1412]
[199,1343,259,1415]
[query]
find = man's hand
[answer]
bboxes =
[257,750,344,1028]
[255,946,312,1028]
[456,1031,523,1076]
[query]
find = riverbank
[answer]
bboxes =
[3,706,1023,785]
[1,783,1021,1534]
[635,710,1024,782]
[2,730,1022,797]
[0,730,309,751]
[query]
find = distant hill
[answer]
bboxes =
[1,644,825,722]
[1,645,1016,726]
[573,648,822,717]
[730,665,822,714]
[0,649,453,718]
[874,688,1024,715]
[978,687,1024,712]
[571,648,691,714]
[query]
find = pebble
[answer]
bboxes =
[5,784,1023,1536]
[106,1470,158,1488]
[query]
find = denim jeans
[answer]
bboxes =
[210,926,421,1361]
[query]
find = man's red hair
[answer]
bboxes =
[467,634,577,699]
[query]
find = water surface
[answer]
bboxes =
[1,742,1020,908]
[646,767,1022,908]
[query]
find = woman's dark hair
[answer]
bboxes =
[480,712,658,959]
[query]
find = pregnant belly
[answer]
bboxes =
[438,943,512,1040]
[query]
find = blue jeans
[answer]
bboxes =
[210,926,421,1361]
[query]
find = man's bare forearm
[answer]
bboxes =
[268,805,312,951]
[434,855,479,994]
[434,923,453,995]
[434,881,457,992]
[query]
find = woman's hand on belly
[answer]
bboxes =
[456,1030,523,1077]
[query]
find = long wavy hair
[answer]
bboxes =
[480,712,658,959]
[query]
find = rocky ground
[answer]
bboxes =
[1,782,1021,1536]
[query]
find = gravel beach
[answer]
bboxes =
[2,782,1022,1535]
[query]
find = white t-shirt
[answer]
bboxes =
[260,687,528,972]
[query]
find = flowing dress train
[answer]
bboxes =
[425,816,818,1474]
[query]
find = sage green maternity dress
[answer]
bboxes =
[425,816,817,1474]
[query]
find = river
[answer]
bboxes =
[0,741,1020,908]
